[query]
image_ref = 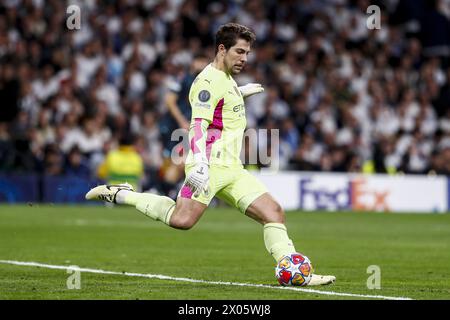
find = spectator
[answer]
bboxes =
[61,116,111,156]
[64,146,91,177]
[0,0,449,185]
[96,133,144,192]
[41,143,64,176]
[159,53,209,155]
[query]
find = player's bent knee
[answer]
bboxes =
[258,206,285,225]
[246,197,286,225]
[169,198,206,230]
[169,215,196,230]
[169,208,199,230]
[170,219,193,230]
[269,202,285,224]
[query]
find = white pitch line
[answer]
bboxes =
[0,260,412,300]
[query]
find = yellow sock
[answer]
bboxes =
[121,191,175,225]
[263,223,296,262]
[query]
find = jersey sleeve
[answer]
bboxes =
[189,118,210,164]
[188,76,222,123]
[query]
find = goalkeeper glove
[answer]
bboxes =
[185,161,209,197]
[239,83,264,98]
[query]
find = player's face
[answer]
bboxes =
[224,39,251,75]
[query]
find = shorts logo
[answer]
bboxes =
[198,90,211,102]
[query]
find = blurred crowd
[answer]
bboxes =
[1,0,450,194]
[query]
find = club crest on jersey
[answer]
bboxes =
[198,90,211,102]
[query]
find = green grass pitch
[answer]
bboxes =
[0,204,449,300]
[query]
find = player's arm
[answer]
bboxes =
[164,78,190,130]
[184,78,220,196]
[185,117,210,196]
[187,77,220,159]
[190,117,210,164]
[165,91,190,130]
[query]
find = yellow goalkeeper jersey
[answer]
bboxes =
[186,63,246,168]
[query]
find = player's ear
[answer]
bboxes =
[218,44,226,56]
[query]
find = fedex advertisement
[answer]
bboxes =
[256,171,449,213]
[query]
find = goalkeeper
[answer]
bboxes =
[86,23,335,286]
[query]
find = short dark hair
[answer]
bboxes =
[119,132,135,146]
[215,23,256,54]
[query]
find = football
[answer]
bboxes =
[275,253,313,286]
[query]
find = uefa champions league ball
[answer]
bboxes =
[275,253,313,286]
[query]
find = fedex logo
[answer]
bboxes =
[351,178,390,211]
[299,177,391,212]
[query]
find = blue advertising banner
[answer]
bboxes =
[42,175,103,204]
[0,174,39,203]
[0,174,103,204]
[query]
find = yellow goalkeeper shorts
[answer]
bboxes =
[178,165,268,213]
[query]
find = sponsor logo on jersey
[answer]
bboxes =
[233,104,245,112]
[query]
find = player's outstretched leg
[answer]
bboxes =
[85,183,207,229]
[245,193,336,286]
